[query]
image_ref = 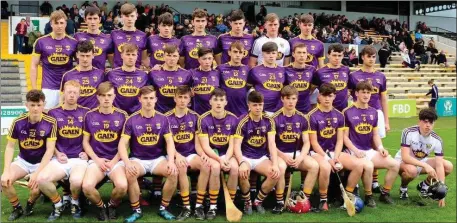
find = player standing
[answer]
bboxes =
[30,10,78,109]
[250,13,290,67]
[111,3,148,69]
[61,40,105,109]
[180,9,218,70]
[217,41,250,116]
[396,108,453,207]
[147,13,181,68]
[235,91,282,215]
[74,6,114,71]
[191,47,220,115]
[313,44,351,111]
[248,42,286,116]
[284,43,316,114]
[198,88,240,218]
[118,86,178,222]
[287,14,325,69]
[307,83,346,211]
[271,85,319,213]
[81,82,128,221]
[1,90,57,221]
[215,9,253,66]
[37,81,90,220]
[149,45,192,113]
[105,43,148,115]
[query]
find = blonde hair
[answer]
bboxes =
[120,3,136,15]
[121,43,139,53]
[63,80,81,90]
[50,10,68,23]
[97,81,114,95]
[264,13,279,23]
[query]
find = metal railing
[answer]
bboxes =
[9,4,40,17]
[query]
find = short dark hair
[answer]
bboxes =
[428,80,434,85]
[229,41,245,52]
[84,6,100,18]
[210,88,226,99]
[197,47,213,58]
[248,91,264,103]
[262,42,278,53]
[319,83,336,96]
[26,89,45,102]
[158,12,173,26]
[77,40,94,53]
[230,9,245,22]
[419,108,438,123]
[293,43,307,53]
[163,44,179,54]
[281,85,298,97]
[192,8,207,20]
[138,85,155,96]
[328,44,344,54]
[175,85,192,96]
[299,14,314,24]
[355,80,373,92]
[360,45,377,56]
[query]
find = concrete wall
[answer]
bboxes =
[410,15,456,32]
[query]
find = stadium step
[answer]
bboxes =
[1,93,25,102]
[1,86,23,94]
[1,59,27,105]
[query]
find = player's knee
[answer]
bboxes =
[390,160,400,172]
[308,159,319,174]
[229,165,239,177]
[278,162,287,175]
[114,180,128,194]
[402,167,418,179]
[444,160,453,175]
[69,176,84,188]
[178,165,188,176]
[320,162,331,174]
[167,173,178,184]
[82,181,96,194]
[211,162,221,176]
[363,161,374,172]
[36,173,51,186]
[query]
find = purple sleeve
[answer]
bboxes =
[198,118,208,135]
[107,38,114,54]
[247,68,255,85]
[309,115,318,132]
[302,116,309,132]
[33,38,42,55]
[318,43,324,58]
[146,36,152,54]
[312,70,320,86]
[343,110,350,128]
[213,36,221,55]
[373,110,378,128]
[231,117,239,135]
[163,117,171,136]
[347,73,356,90]
[380,75,387,93]
[179,37,185,57]
[7,119,19,140]
[83,113,91,135]
[338,113,345,129]
[122,117,133,136]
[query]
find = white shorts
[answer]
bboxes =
[12,156,39,174]
[42,89,60,109]
[88,159,123,177]
[284,151,302,158]
[395,156,429,176]
[309,151,334,161]
[242,156,268,170]
[377,110,386,138]
[348,148,378,161]
[50,158,88,179]
[119,156,166,175]
[166,154,198,164]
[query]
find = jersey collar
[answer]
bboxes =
[140,109,156,118]
[298,34,314,40]
[98,106,115,114]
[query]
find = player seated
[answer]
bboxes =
[1,90,57,221]
[81,82,128,221]
[235,91,282,215]
[396,108,453,207]
[272,85,319,214]
[118,86,179,222]
[164,86,213,221]
[37,80,90,221]
[307,83,346,211]
[198,88,240,219]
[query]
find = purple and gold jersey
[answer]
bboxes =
[272,108,308,153]
[105,67,148,114]
[217,32,254,65]
[32,33,78,90]
[248,64,286,112]
[165,109,199,157]
[111,29,147,68]
[217,63,249,116]
[308,107,345,152]
[7,113,57,164]
[180,34,218,69]
[61,66,105,109]
[48,105,90,158]
[288,36,324,68]
[83,107,127,160]
[74,31,114,70]
[343,105,378,151]
[348,69,387,110]
[122,110,172,160]
[284,64,316,113]
[313,65,350,111]
[149,67,192,113]
[235,113,275,159]
[191,67,220,115]
[198,111,238,156]
[147,35,181,67]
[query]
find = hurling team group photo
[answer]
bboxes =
[0,1,455,222]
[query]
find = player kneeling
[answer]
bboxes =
[235,91,281,215]
[165,86,213,221]
[272,85,318,214]
[81,82,128,221]
[1,90,57,221]
[118,86,178,222]
[396,108,453,207]
[198,88,240,219]
[37,80,90,221]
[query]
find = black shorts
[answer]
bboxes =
[429,99,437,108]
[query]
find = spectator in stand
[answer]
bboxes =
[404,31,414,50]
[136,1,144,14]
[349,48,358,66]
[415,29,423,41]
[27,30,41,54]
[103,15,114,33]
[342,46,352,67]
[437,50,448,67]
[92,1,99,8]
[401,21,408,31]
[402,48,421,71]
[427,39,439,64]
[65,13,76,36]
[40,1,53,16]
[378,43,391,68]
[69,4,78,20]
[15,19,28,54]
[413,39,427,64]
[100,2,108,14]
[353,32,362,44]
[359,16,369,29]
[79,5,86,18]
[113,1,121,17]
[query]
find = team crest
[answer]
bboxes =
[279,43,284,48]
[370,115,373,120]
[234,70,239,76]
[278,73,283,78]
[226,124,231,130]
[156,123,161,129]
[342,72,347,77]
[137,77,142,82]
[65,45,71,51]
[306,72,310,77]
[310,45,315,50]
[39,130,45,137]
[136,36,141,41]
[376,78,381,84]
[244,40,248,45]
[211,76,216,81]
[78,116,84,122]
[261,126,266,132]
[206,41,210,46]
[100,39,105,44]
[114,120,120,127]
[426,144,432,149]
[333,117,337,123]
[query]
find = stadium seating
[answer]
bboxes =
[0,59,26,106]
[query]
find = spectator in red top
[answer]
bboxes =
[15,18,28,54]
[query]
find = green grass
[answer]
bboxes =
[1,117,456,222]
